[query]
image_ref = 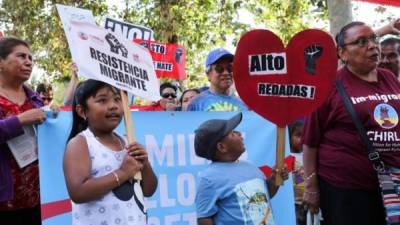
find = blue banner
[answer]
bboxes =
[39,111,295,225]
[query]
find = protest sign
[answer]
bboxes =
[135,40,186,80]
[0,31,3,39]
[69,21,160,101]
[39,111,295,225]
[234,29,337,127]
[353,0,400,6]
[56,4,96,62]
[233,29,337,183]
[105,17,154,41]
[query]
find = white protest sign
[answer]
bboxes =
[69,21,160,101]
[105,17,154,41]
[56,4,96,62]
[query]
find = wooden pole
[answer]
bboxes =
[120,90,142,180]
[274,126,286,186]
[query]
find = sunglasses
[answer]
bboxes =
[213,64,233,74]
[161,93,177,98]
[343,35,380,48]
[41,97,52,101]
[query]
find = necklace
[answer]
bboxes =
[96,133,124,151]
[0,88,26,105]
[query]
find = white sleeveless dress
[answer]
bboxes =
[71,129,146,225]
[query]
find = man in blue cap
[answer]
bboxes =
[187,48,248,111]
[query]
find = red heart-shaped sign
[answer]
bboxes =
[234,29,337,127]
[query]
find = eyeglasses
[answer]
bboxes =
[343,35,380,47]
[213,64,233,74]
[42,97,52,101]
[161,93,177,98]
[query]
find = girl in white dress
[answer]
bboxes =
[63,79,157,225]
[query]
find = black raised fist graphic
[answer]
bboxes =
[304,44,323,75]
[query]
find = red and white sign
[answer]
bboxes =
[0,31,3,39]
[134,40,186,80]
[234,29,337,127]
[353,0,400,7]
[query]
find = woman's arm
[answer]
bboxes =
[375,18,400,36]
[63,63,79,106]
[0,116,24,144]
[0,108,46,144]
[303,144,319,214]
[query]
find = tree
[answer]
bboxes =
[0,0,109,81]
[244,0,329,44]
[327,0,353,36]
[118,0,250,89]
[0,0,329,104]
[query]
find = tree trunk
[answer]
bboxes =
[327,0,353,36]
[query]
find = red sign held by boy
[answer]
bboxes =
[234,29,337,127]
[233,29,337,185]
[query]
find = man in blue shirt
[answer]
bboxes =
[187,48,248,111]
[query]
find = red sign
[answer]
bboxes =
[234,29,337,127]
[0,32,3,39]
[134,40,186,80]
[353,0,400,7]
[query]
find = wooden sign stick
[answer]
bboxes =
[120,90,142,180]
[274,126,286,186]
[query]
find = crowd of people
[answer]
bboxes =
[0,17,400,225]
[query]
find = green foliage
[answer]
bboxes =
[244,0,328,44]
[0,0,109,81]
[0,0,328,104]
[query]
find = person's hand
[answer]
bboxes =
[17,108,46,125]
[71,62,78,79]
[126,142,149,166]
[303,174,320,214]
[119,153,143,179]
[389,18,400,35]
[376,18,400,36]
[304,44,323,75]
[270,166,289,182]
[49,104,60,118]
[165,102,177,111]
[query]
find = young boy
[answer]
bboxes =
[194,113,288,225]
[289,120,306,225]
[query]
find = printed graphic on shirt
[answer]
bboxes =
[373,103,398,129]
[235,178,275,225]
[205,101,240,112]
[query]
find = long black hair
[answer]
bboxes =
[67,79,115,141]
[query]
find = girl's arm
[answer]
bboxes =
[128,142,158,197]
[63,135,142,203]
[140,161,158,197]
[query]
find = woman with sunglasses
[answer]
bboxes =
[302,20,400,225]
[36,83,53,106]
[141,82,178,111]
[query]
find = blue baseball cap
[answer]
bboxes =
[205,48,234,68]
